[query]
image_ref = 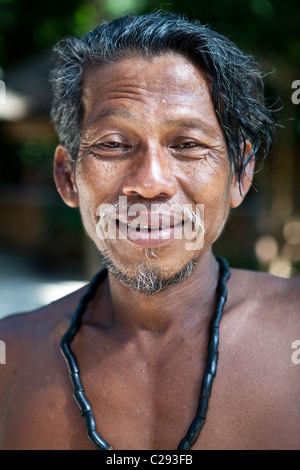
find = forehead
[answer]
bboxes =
[81,53,218,132]
[83,52,211,90]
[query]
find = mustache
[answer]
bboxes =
[96,198,205,231]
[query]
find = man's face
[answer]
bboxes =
[55,53,248,292]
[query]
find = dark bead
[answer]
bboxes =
[85,411,97,432]
[70,373,84,391]
[60,336,71,356]
[177,438,190,450]
[73,391,92,415]
[88,430,113,450]
[217,296,226,313]
[207,327,219,351]
[216,279,223,293]
[210,305,223,328]
[65,352,80,374]
[185,417,205,446]
[70,318,83,335]
[197,396,209,419]
[205,350,218,376]
[200,372,214,398]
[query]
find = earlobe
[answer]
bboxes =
[53,145,79,208]
[230,141,255,209]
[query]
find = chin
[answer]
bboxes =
[100,247,201,296]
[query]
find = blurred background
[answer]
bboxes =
[0,0,299,318]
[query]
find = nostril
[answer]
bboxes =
[124,190,140,197]
[122,176,177,199]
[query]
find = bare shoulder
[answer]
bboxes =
[217,268,300,448]
[226,268,300,354]
[228,267,300,319]
[0,283,93,449]
[225,267,300,387]
[0,284,88,390]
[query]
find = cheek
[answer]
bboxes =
[204,187,231,247]
[76,158,123,199]
[75,159,125,240]
[179,159,231,204]
[180,162,231,237]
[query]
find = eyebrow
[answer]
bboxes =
[86,107,136,127]
[86,108,220,138]
[164,118,219,138]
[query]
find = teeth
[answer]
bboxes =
[127,224,170,230]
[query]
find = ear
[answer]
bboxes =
[53,145,79,208]
[230,141,255,209]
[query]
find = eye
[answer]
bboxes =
[101,141,127,148]
[169,138,205,150]
[176,142,201,149]
[169,141,209,160]
[169,139,209,159]
[87,135,133,159]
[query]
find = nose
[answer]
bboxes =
[121,145,177,199]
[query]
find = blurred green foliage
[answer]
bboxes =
[0,0,81,66]
[143,0,300,72]
[1,0,299,69]
[1,0,299,125]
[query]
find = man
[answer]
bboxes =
[0,12,299,450]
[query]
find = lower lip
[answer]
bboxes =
[117,221,183,248]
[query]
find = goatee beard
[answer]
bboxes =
[100,248,200,296]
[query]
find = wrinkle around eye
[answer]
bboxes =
[80,142,133,162]
[169,142,209,159]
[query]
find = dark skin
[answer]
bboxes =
[0,54,299,450]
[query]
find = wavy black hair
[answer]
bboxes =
[50,11,275,187]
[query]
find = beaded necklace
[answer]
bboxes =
[61,256,230,450]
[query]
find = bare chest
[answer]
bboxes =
[1,342,298,451]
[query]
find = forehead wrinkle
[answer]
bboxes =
[84,72,157,99]
[83,67,198,105]
[91,107,137,122]
[82,106,142,133]
[82,85,156,131]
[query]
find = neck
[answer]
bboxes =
[95,249,220,338]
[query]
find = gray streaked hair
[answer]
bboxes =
[50,11,275,186]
